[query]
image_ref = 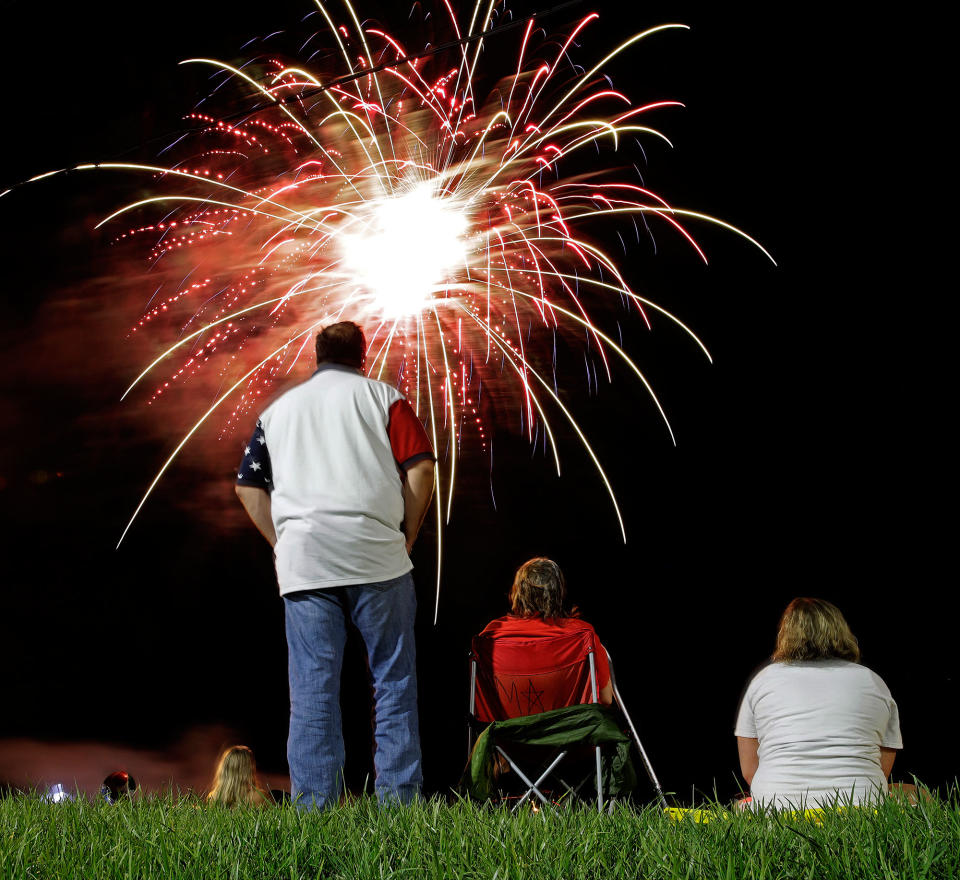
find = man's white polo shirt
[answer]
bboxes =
[237,364,434,594]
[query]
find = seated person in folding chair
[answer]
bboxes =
[477,556,613,713]
[466,556,633,811]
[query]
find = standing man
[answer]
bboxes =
[235,321,435,808]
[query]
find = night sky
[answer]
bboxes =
[0,0,952,802]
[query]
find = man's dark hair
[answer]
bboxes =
[316,322,366,369]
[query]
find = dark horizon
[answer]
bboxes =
[0,0,952,804]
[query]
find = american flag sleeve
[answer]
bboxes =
[236,419,273,490]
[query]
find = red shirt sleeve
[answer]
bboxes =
[388,398,435,469]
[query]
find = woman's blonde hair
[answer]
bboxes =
[207,745,267,807]
[773,597,861,663]
[508,557,575,619]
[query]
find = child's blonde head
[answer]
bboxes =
[208,745,264,807]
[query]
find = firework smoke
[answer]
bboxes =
[4,1,773,617]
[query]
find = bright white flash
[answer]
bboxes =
[340,184,468,318]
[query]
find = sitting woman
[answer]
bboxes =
[735,597,902,809]
[207,745,271,807]
[477,557,613,712]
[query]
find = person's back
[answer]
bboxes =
[260,364,411,591]
[738,659,899,807]
[735,598,902,809]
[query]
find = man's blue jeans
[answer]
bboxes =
[283,572,422,808]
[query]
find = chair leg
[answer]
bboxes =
[595,745,603,813]
[612,679,669,808]
[520,751,570,811]
[496,746,567,811]
[555,772,587,800]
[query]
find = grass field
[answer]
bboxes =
[2,792,958,879]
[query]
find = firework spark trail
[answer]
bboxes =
[4,1,774,621]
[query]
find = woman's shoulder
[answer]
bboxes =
[745,659,838,688]
[478,614,517,635]
[760,659,854,675]
[760,659,887,685]
[804,660,896,701]
[478,614,596,637]
[558,616,597,633]
[849,662,895,695]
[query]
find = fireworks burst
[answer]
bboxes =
[7,1,773,618]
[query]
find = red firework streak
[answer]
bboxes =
[7,1,774,620]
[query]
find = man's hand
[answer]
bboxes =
[235,484,277,547]
[402,458,435,553]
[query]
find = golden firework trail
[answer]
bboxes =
[4,1,774,621]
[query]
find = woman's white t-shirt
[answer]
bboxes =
[735,659,902,808]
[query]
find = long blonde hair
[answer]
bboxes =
[208,745,267,807]
[773,597,861,663]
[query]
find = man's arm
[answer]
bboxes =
[235,485,277,548]
[402,458,435,553]
[737,736,760,786]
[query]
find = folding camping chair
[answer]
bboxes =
[466,629,667,811]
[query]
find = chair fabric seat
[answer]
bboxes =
[462,703,637,800]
